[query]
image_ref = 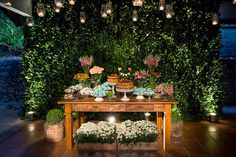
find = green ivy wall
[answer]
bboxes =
[23,0,223,120]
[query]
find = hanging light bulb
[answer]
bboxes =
[132,10,138,22]
[101,4,107,18]
[26,17,34,27]
[80,12,86,23]
[159,0,165,11]
[4,0,12,7]
[68,0,76,5]
[233,0,236,4]
[54,6,61,13]
[54,0,64,8]
[212,13,219,25]
[37,3,45,17]
[106,2,112,14]
[165,4,173,19]
[133,0,143,7]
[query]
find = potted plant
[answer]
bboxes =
[171,105,183,144]
[44,109,64,142]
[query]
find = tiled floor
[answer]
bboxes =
[0,119,236,157]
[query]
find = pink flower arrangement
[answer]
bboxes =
[89,66,104,75]
[165,85,174,95]
[144,54,160,68]
[134,70,148,80]
[79,56,93,67]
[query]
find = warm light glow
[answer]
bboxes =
[133,0,143,7]
[28,123,35,132]
[28,111,34,114]
[4,0,12,7]
[106,3,112,14]
[233,0,236,4]
[68,0,76,5]
[108,116,116,123]
[55,0,64,8]
[212,13,219,25]
[55,6,61,13]
[80,12,86,23]
[209,126,216,132]
[26,17,34,27]
[145,112,151,117]
[101,4,107,18]
[209,112,217,116]
[132,10,138,22]
[159,0,165,10]
[37,3,45,17]
[165,4,173,19]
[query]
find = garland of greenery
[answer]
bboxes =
[22,0,223,120]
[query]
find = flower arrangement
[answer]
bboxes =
[74,73,90,87]
[117,120,158,144]
[79,56,93,74]
[143,54,160,69]
[155,83,174,99]
[75,121,116,144]
[89,66,104,86]
[134,70,148,87]
[79,87,93,96]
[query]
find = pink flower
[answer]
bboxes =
[134,70,147,80]
[128,67,132,71]
[79,56,93,67]
[89,66,104,75]
[165,86,174,95]
[144,54,160,68]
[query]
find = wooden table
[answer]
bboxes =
[58,97,178,151]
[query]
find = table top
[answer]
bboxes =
[58,96,179,105]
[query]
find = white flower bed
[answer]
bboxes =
[117,120,158,144]
[75,120,158,144]
[75,121,116,143]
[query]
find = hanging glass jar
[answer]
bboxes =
[132,10,138,22]
[37,3,45,17]
[106,2,112,14]
[212,13,219,25]
[54,0,64,8]
[101,4,107,18]
[80,12,86,23]
[54,6,61,13]
[4,0,12,7]
[68,0,76,5]
[133,0,143,7]
[165,4,173,19]
[26,17,34,27]
[159,0,165,11]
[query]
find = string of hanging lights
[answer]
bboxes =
[26,0,220,27]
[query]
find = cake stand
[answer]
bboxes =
[116,88,134,101]
[108,82,117,98]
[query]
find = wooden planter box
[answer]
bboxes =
[118,142,157,151]
[77,143,116,151]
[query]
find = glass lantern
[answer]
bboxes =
[54,0,64,8]
[165,4,173,19]
[54,6,61,13]
[4,0,12,7]
[101,4,107,18]
[68,0,76,5]
[159,0,165,11]
[80,12,86,23]
[133,0,143,7]
[212,13,219,25]
[26,17,34,27]
[132,10,138,22]
[106,2,112,14]
[37,3,45,17]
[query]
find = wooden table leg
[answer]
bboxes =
[157,112,163,136]
[65,104,73,150]
[165,104,172,151]
[78,112,84,128]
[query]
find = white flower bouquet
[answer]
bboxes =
[75,121,116,144]
[117,120,158,144]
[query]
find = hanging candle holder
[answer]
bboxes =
[132,10,138,22]
[212,13,219,25]
[68,0,76,5]
[133,0,143,7]
[37,3,45,17]
[4,0,12,7]
[106,2,112,14]
[165,4,173,19]
[54,6,61,13]
[54,0,64,8]
[101,4,107,18]
[26,17,34,27]
[80,12,86,23]
[159,0,165,11]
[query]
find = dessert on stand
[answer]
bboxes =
[116,78,134,101]
[107,74,119,98]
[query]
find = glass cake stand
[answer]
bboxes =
[108,82,117,98]
[116,88,134,101]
